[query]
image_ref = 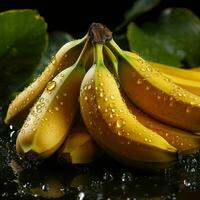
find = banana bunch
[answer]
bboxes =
[5,23,200,169]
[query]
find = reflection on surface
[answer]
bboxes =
[1,115,200,199]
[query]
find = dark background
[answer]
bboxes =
[0,0,200,37]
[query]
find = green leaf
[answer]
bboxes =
[33,31,73,78]
[127,8,200,67]
[0,9,48,98]
[127,23,181,66]
[115,0,160,32]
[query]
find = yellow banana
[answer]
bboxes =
[126,52,200,96]
[16,40,89,160]
[108,40,200,132]
[58,126,99,164]
[80,43,177,168]
[124,95,200,154]
[5,36,87,126]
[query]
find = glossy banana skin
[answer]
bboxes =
[58,126,99,164]
[16,63,85,160]
[109,40,200,132]
[125,51,200,96]
[80,45,177,167]
[124,95,200,154]
[5,37,86,127]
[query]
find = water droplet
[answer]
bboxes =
[116,119,125,128]
[41,184,50,192]
[100,83,104,86]
[63,92,67,96]
[84,96,88,101]
[98,105,101,110]
[104,109,108,113]
[54,106,59,111]
[186,106,191,113]
[103,172,113,182]
[144,138,148,142]
[78,192,85,200]
[109,114,113,118]
[104,97,108,101]
[98,74,102,77]
[145,86,150,90]
[56,95,59,99]
[121,172,132,183]
[100,92,104,97]
[137,79,142,85]
[88,85,92,90]
[169,102,173,107]
[111,109,115,113]
[110,95,115,100]
[184,180,191,187]
[157,95,161,100]
[46,81,56,91]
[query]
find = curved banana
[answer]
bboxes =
[58,126,99,164]
[16,41,89,160]
[108,40,200,132]
[80,43,177,167]
[5,36,87,126]
[126,52,200,96]
[124,95,200,154]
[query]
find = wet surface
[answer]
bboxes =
[1,110,200,200]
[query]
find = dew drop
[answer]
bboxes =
[184,180,191,187]
[60,102,64,106]
[186,106,191,114]
[54,106,59,111]
[88,85,92,90]
[41,184,50,192]
[137,79,142,85]
[84,96,88,101]
[99,92,104,97]
[145,86,150,90]
[157,95,161,100]
[116,119,125,128]
[63,92,67,97]
[111,109,115,113]
[110,95,115,100]
[121,172,132,183]
[103,172,113,182]
[104,97,108,101]
[46,81,56,91]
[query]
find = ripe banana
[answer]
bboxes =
[80,43,177,168]
[126,52,200,96]
[147,60,200,82]
[5,36,87,127]
[108,40,200,132]
[16,41,89,160]
[124,95,200,154]
[58,126,99,164]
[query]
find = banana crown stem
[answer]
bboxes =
[94,44,104,66]
[74,39,90,69]
[108,39,124,58]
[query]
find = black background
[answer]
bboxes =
[0,0,200,37]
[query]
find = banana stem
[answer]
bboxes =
[108,39,124,58]
[95,44,104,66]
[74,39,90,68]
